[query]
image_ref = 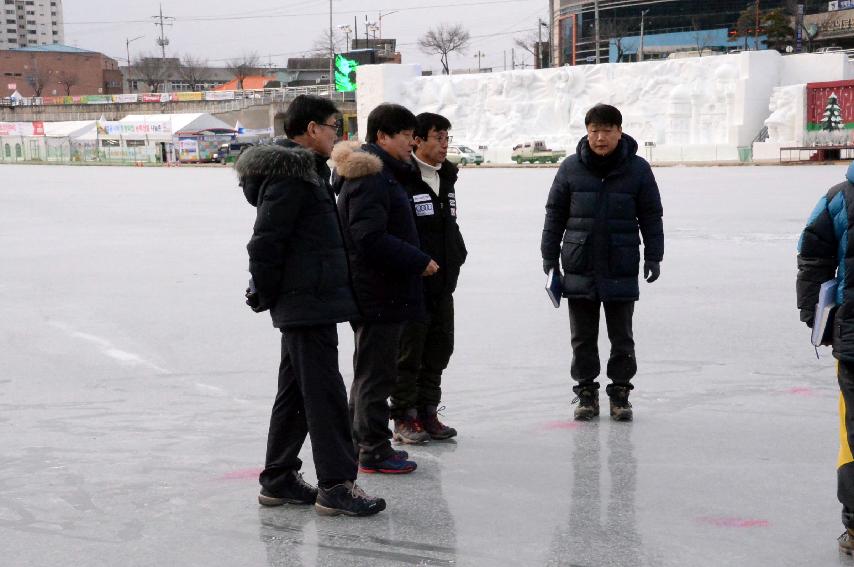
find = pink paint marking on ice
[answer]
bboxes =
[541,420,581,431]
[219,468,262,480]
[696,516,770,528]
[786,387,813,397]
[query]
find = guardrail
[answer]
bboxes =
[0,85,353,108]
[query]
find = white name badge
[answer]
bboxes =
[412,193,432,203]
[415,202,435,216]
[448,192,455,199]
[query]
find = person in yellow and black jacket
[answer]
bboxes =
[391,113,468,444]
[797,162,854,555]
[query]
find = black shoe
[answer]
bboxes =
[315,481,386,517]
[258,471,318,506]
[572,388,599,421]
[840,529,854,555]
[609,386,633,422]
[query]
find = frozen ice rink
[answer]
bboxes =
[0,162,849,566]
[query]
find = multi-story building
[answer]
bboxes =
[0,0,64,48]
[0,44,121,97]
[549,0,817,66]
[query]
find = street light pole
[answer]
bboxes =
[378,10,399,39]
[328,0,333,95]
[594,0,600,64]
[125,35,144,92]
[474,50,485,71]
[639,9,649,62]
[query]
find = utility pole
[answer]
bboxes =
[328,0,333,95]
[152,4,174,92]
[474,50,485,71]
[639,9,649,62]
[511,47,516,70]
[503,50,507,71]
[537,17,543,69]
[594,0,600,64]
[754,0,760,50]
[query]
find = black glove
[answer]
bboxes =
[643,261,660,283]
[543,258,559,275]
[245,287,263,312]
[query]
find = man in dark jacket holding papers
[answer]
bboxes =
[540,104,663,422]
[796,161,854,555]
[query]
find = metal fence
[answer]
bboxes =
[0,85,354,108]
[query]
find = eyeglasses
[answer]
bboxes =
[315,120,342,131]
[427,134,452,144]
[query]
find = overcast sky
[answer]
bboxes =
[62,0,548,73]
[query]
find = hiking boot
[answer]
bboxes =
[609,386,633,422]
[258,471,317,506]
[572,388,599,421]
[420,405,457,440]
[393,410,431,444]
[841,529,854,555]
[359,452,418,475]
[315,481,386,517]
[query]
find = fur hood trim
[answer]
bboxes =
[331,141,383,179]
[234,144,319,183]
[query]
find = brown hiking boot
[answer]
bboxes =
[572,388,599,421]
[609,386,633,421]
[839,529,854,555]
[393,409,430,444]
[420,405,457,440]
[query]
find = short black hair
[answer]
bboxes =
[366,103,418,143]
[284,95,339,138]
[584,104,622,128]
[414,112,451,139]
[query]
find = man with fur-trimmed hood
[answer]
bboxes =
[238,95,384,517]
[333,103,439,475]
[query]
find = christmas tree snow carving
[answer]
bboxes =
[821,93,844,132]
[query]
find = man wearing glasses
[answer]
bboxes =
[391,112,467,443]
[239,95,385,516]
[333,103,438,474]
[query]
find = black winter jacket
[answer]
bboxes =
[540,134,664,301]
[239,140,359,329]
[405,158,467,298]
[797,164,854,361]
[333,142,431,323]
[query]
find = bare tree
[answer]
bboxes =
[419,23,471,75]
[132,54,172,93]
[600,17,635,62]
[310,28,346,58]
[25,59,52,97]
[514,31,547,68]
[691,17,717,56]
[178,54,209,91]
[227,52,261,90]
[55,70,79,96]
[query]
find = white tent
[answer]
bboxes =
[120,113,234,135]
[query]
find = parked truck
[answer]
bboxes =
[511,141,566,164]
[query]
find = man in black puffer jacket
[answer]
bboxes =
[391,112,467,443]
[239,95,384,517]
[333,103,438,475]
[540,104,664,422]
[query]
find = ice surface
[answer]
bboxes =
[0,163,850,565]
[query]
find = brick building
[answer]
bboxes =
[0,44,121,97]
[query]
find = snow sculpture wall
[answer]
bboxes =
[356,51,854,164]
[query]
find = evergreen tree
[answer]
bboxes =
[821,93,844,132]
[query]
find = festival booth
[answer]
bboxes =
[120,113,235,163]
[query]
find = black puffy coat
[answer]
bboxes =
[540,134,664,301]
[333,142,431,323]
[239,140,359,329]
[404,159,467,298]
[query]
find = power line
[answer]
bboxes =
[64,0,536,25]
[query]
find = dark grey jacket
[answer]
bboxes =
[540,134,664,301]
[238,141,359,328]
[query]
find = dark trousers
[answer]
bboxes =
[567,298,636,396]
[839,362,854,528]
[350,321,403,463]
[260,325,357,492]
[392,294,455,417]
